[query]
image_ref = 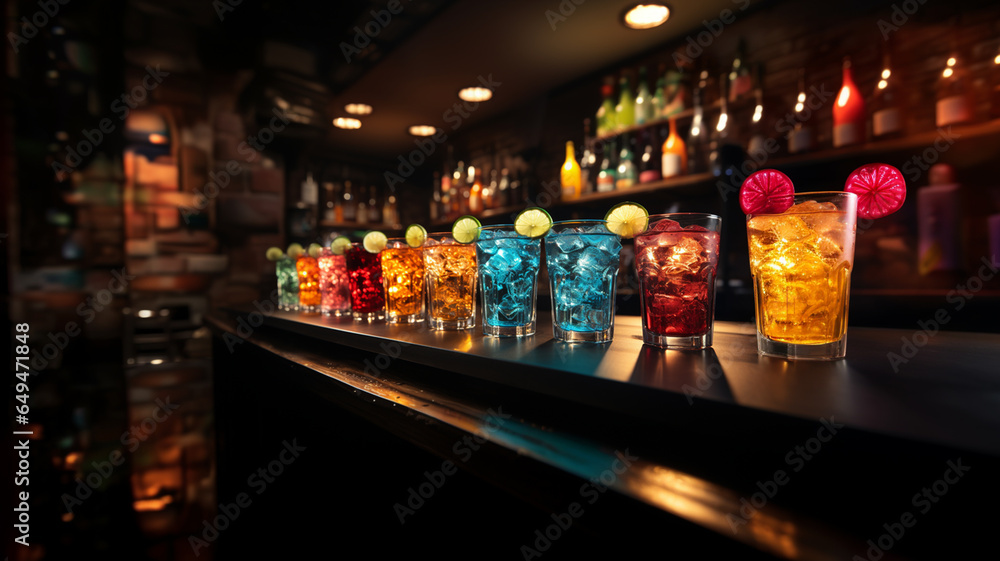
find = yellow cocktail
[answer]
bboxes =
[423,234,477,330]
[380,239,425,323]
[747,192,857,359]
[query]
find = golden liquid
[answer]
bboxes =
[423,244,477,321]
[380,247,425,318]
[747,203,855,345]
[296,257,321,307]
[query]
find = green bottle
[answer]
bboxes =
[596,78,617,137]
[615,74,635,130]
[651,75,667,120]
[615,134,637,189]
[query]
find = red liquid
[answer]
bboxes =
[345,246,385,313]
[634,220,720,337]
[318,253,351,314]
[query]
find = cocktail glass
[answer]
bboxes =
[296,253,321,313]
[318,248,351,316]
[634,213,722,349]
[423,233,477,330]
[747,192,858,360]
[475,225,541,337]
[380,238,426,323]
[545,220,622,343]
[276,256,299,311]
[345,243,386,322]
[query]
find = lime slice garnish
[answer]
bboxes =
[265,247,284,261]
[405,224,427,248]
[362,231,388,253]
[451,215,482,244]
[604,201,649,238]
[514,207,553,238]
[330,236,351,256]
[308,243,322,258]
[287,243,304,260]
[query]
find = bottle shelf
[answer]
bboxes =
[319,221,400,232]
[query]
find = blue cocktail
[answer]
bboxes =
[545,220,622,343]
[476,225,541,337]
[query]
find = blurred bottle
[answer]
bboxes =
[367,185,381,224]
[323,181,336,223]
[686,69,709,173]
[596,139,617,192]
[727,38,753,104]
[918,163,962,275]
[616,72,635,130]
[469,165,483,214]
[430,171,441,222]
[342,178,357,221]
[616,134,637,189]
[871,43,903,139]
[661,118,687,178]
[596,77,617,137]
[936,50,973,127]
[638,128,662,184]
[635,65,652,126]
[788,68,814,154]
[833,57,866,148]
[560,141,582,200]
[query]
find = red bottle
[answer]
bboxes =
[833,57,866,148]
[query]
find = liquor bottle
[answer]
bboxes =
[833,57,866,148]
[747,64,768,157]
[651,71,667,120]
[708,75,728,176]
[596,77,617,137]
[871,47,902,139]
[560,141,582,200]
[615,73,635,131]
[466,164,480,214]
[485,167,498,209]
[596,139,617,193]
[301,171,318,207]
[788,69,814,154]
[635,66,652,126]
[451,159,465,217]
[936,51,973,127]
[686,69,710,173]
[616,134,637,189]
[367,185,381,224]
[580,142,596,194]
[356,186,368,225]
[918,163,962,275]
[662,65,687,118]
[430,172,441,222]
[333,182,344,223]
[497,165,510,207]
[342,179,357,221]
[323,182,336,223]
[661,118,687,178]
[638,128,661,184]
[383,194,399,229]
[728,38,753,103]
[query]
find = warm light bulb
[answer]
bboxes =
[623,4,670,29]
[345,103,373,115]
[881,68,891,79]
[994,54,1000,65]
[458,87,493,102]
[877,79,888,90]
[794,102,804,113]
[408,125,437,136]
[942,67,954,79]
[947,57,957,67]
[716,112,728,132]
[752,104,763,123]
[797,92,806,103]
[333,117,362,129]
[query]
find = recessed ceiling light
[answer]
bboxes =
[345,103,373,115]
[408,125,437,137]
[333,117,362,129]
[458,87,493,103]
[623,4,670,29]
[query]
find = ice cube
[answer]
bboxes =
[577,246,610,273]
[498,295,523,320]
[553,235,585,253]
[486,247,523,273]
[652,219,682,232]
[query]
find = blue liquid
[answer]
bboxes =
[476,231,541,331]
[545,230,622,333]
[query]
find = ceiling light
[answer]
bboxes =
[345,103,373,115]
[623,4,670,29]
[458,87,493,103]
[409,125,437,137]
[333,117,362,129]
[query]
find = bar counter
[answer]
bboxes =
[206,307,998,560]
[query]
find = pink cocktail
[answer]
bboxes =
[318,248,351,316]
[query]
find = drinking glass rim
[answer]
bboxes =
[745,191,858,217]
[647,212,722,221]
[548,219,615,235]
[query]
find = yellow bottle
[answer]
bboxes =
[661,119,688,178]
[561,141,582,200]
